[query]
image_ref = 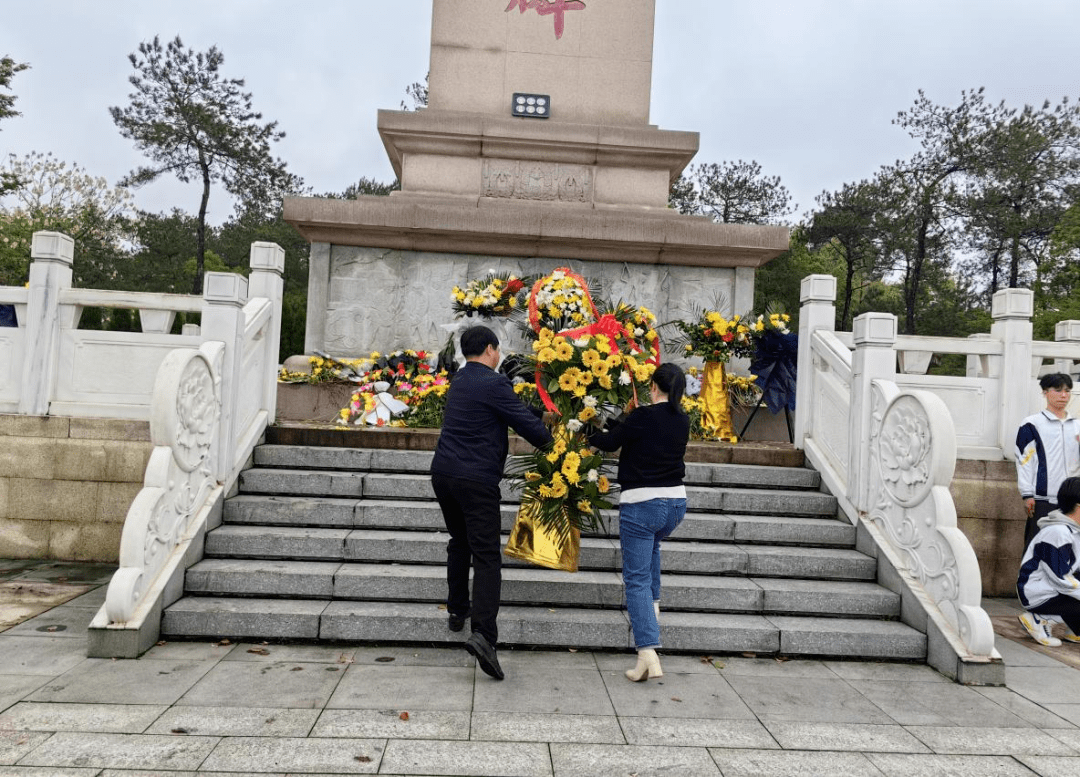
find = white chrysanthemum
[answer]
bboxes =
[573,337,589,348]
[582,396,598,408]
[685,374,702,396]
[619,371,632,385]
[566,419,584,432]
[633,327,644,337]
[586,469,599,482]
[551,270,566,280]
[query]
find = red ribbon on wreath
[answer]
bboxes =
[528,269,661,416]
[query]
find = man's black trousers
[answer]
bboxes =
[431,473,503,646]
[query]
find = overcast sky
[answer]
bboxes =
[2,1,1077,225]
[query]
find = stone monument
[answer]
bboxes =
[284,0,789,357]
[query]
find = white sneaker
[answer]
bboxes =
[1019,612,1062,647]
[1060,624,1080,644]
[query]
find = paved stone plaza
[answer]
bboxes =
[2,560,1080,775]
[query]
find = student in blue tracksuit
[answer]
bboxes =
[1016,373,1080,547]
[1017,477,1080,646]
[1015,373,1080,645]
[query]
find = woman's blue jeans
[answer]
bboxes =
[619,497,686,649]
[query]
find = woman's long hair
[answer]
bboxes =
[652,362,686,414]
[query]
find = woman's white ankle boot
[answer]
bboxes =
[626,648,663,681]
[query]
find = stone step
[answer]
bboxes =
[238,469,838,516]
[223,496,856,546]
[184,559,900,617]
[252,445,821,490]
[204,525,876,580]
[161,598,925,660]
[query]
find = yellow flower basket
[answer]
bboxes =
[504,499,581,572]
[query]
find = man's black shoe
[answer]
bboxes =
[464,632,504,680]
[448,612,468,632]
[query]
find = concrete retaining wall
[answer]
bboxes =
[0,414,151,562]
[951,459,1026,598]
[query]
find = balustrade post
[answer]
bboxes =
[991,289,1034,460]
[794,274,837,449]
[1054,320,1080,379]
[200,272,249,482]
[848,312,898,514]
[247,242,285,423]
[18,232,74,415]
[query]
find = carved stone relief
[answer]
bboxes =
[482,159,594,203]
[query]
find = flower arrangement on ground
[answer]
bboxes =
[451,272,531,318]
[670,309,757,364]
[337,370,451,428]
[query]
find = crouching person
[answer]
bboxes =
[1017,477,1080,647]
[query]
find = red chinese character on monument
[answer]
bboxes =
[505,0,586,41]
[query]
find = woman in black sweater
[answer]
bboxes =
[588,363,690,681]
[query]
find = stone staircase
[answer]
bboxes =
[162,437,926,660]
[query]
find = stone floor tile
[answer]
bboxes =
[0,768,101,777]
[904,726,1076,755]
[1045,727,1080,752]
[1041,704,1080,727]
[0,702,166,733]
[177,660,346,709]
[713,655,837,678]
[9,563,115,586]
[225,642,358,664]
[849,680,1032,727]
[982,597,1024,617]
[27,659,215,706]
[0,732,51,767]
[57,587,107,610]
[0,636,89,676]
[17,731,217,771]
[475,667,613,716]
[471,712,623,744]
[822,660,951,683]
[312,709,470,740]
[867,752,1038,776]
[327,665,474,711]
[146,705,319,736]
[199,737,385,774]
[973,686,1077,729]
[723,674,894,724]
[2,608,94,640]
[96,772,284,777]
[592,652,718,674]
[0,560,43,580]
[707,748,883,777]
[1015,754,1080,776]
[619,716,776,748]
[1005,666,1080,704]
[994,637,1067,668]
[386,740,553,776]
[601,670,755,720]
[140,639,238,662]
[552,742,719,776]
[0,676,51,715]
[348,646,471,668]
[764,721,931,753]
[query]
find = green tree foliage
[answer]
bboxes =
[0,57,29,196]
[110,35,297,294]
[0,152,134,287]
[670,160,792,225]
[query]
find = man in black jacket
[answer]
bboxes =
[430,325,553,679]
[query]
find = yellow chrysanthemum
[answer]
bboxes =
[598,475,610,494]
[553,437,568,455]
[538,347,558,363]
[546,450,560,463]
[576,500,593,514]
[572,385,587,398]
[598,374,613,390]
[595,338,611,355]
[591,361,609,377]
[558,373,578,391]
[538,485,555,498]
[578,406,597,422]
[554,342,574,361]
[581,350,600,367]
[525,471,542,482]
[539,327,556,342]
